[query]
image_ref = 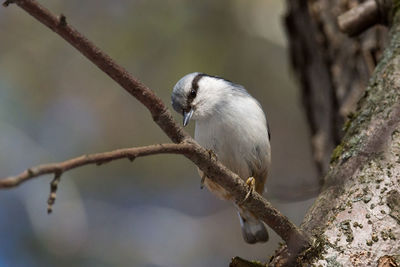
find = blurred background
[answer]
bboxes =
[0,1,318,266]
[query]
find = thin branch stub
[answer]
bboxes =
[338,0,393,36]
[2,0,15,7]
[58,14,67,27]
[47,172,62,214]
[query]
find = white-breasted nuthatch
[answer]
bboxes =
[171,73,271,244]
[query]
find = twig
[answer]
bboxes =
[3,0,311,253]
[47,171,61,214]
[10,0,189,144]
[0,143,193,189]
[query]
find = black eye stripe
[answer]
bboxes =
[186,73,206,107]
[191,73,206,92]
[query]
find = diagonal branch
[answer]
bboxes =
[2,0,311,254]
[6,0,188,144]
[0,143,194,189]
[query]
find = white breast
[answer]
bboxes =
[194,95,271,180]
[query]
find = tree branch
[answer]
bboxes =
[2,0,311,254]
[0,143,193,189]
[338,0,394,36]
[6,0,188,144]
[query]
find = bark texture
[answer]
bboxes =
[285,0,388,178]
[303,29,400,261]
[272,1,400,266]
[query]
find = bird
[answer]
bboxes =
[171,72,271,244]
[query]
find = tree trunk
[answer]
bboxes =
[285,0,388,179]
[269,1,400,266]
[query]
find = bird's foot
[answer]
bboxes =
[207,149,217,161]
[240,177,255,204]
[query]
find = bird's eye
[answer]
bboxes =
[190,89,197,98]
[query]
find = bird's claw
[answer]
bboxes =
[207,149,217,161]
[241,177,255,204]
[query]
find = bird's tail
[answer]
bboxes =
[236,206,269,244]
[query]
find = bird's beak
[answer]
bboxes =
[183,109,194,127]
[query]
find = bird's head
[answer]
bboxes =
[171,72,245,126]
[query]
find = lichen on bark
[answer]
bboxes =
[298,10,400,266]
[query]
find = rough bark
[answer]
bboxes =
[302,30,400,262]
[271,2,400,266]
[285,0,388,179]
